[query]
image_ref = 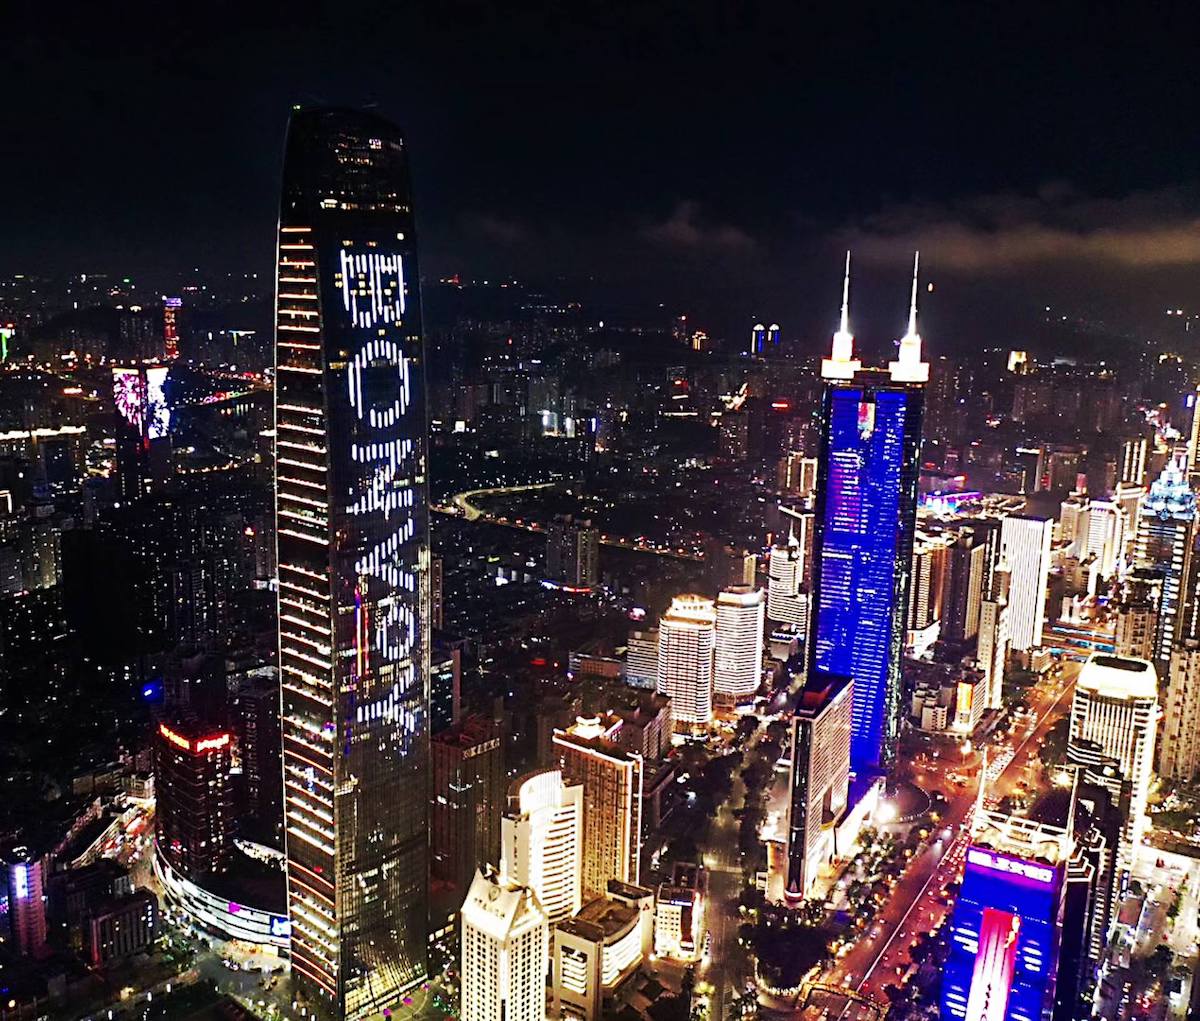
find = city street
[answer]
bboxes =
[821,663,1078,1007]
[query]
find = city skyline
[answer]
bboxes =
[6,10,1200,1021]
[6,7,1200,347]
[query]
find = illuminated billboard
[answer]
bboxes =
[146,366,170,439]
[112,365,170,440]
[942,846,1063,1021]
[113,366,147,433]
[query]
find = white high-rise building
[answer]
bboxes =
[501,769,583,924]
[1083,499,1124,578]
[976,561,1011,710]
[999,515,1053,651]
[656,595,716,727]
[1068,653,1158,880]
[714,586,765,704]
[1161,641,1200,782]
[461,868,549,1021]
[767,526,807,632]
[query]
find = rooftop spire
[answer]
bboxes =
[889,250,929,383]
[821,250,861,380]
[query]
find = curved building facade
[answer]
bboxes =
[274,107,430,1018]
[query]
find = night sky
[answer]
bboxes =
[6,3,1200,350]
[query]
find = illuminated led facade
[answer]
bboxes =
[809,379,923,771]
[274,108,430,1018]
[1134,461,1199,660]
[112,364,172,502]
[4,848,49,959]
[808,255,926,773]
[942,846,1064,1021]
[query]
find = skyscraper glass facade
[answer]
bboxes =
[274,108,429,1019]
[809,381,922,772]
[942,846,1064,1021]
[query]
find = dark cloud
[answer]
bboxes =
[641,202,758,253]
[841,185,1200,271]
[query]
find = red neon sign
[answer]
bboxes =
[964,907,1020,1021]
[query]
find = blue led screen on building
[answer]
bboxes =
[941,846,1062,1021]
[811,385,919,771]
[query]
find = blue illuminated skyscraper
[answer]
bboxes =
[807,254,926,772]
[274,108,430,1019]
[942,845,1065,1021]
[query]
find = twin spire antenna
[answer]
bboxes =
[821,250,929,383]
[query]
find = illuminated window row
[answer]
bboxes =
[280,657,332,686]
[279,529,330,546]
[278,402,324,416]
[279,461,327,478]
[280,606,330,633]
[289,954,337,996]
[289,911,340,958]
[279,579,330,602]
[280,562,328,583]
[275,441,325,456]
[286,825,335,857]
[278,364,322,376]
[279,420,327,437]
[280,492,330,512]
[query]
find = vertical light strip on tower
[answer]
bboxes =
[275,108,430,1019]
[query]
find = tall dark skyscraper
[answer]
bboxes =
[808,254,926,773]
[274,108,431,1018]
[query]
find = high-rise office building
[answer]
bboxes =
[1067,654,1157,884]
[501,769,584,924]
[232,671,283,849]
[274,107,430,1017]
[1113,572,1160,660]
[656,594,716,728]
[1134,461,1199,661]
[4,848,49,959]
[546,515,600,589]
[461,868,549,1021]
[430,644,462,734]
[941,836,1068,1021]
[784,674,852,904]
[1121,436,1148,486]
[554,716,643,901]
[431,716,504,898]
[999,515,1053,652]
[154,719,236,881]
[908,530,950,635]
[624,628,659,689]
[713,585,765,705]
[766,527,807,631]
[976,563,1011,710]
[1161,640,1200,781]
[942,526,988,647]
[809,253,926,772]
